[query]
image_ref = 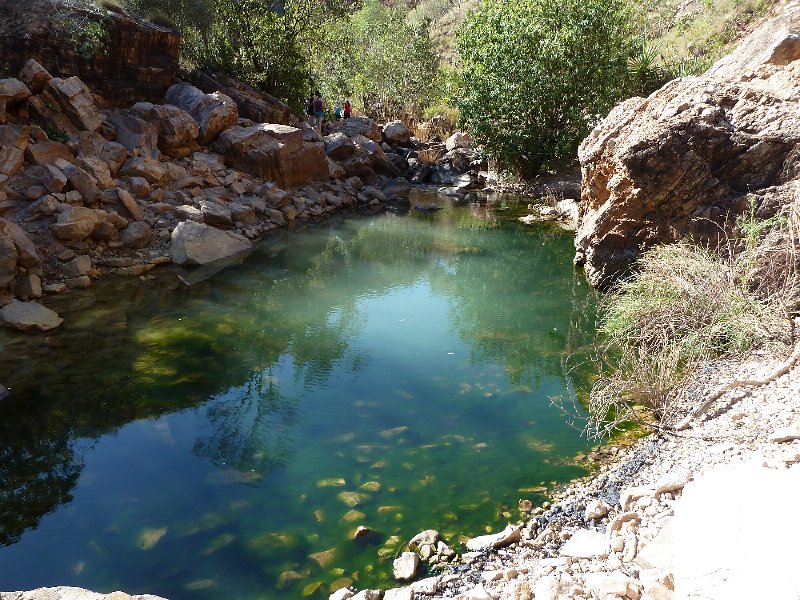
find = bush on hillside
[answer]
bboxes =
[456,0,637,176]
[312,0,442,122]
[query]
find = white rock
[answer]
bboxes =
[392,551,419,581]
[410,576,440,594]
[559,529,609,559]
[673,463,800,599]
[584,499,609,520]
[409,529,440,548]
[534,574,561,600]
[619,486,656,511]
[329,589,354,600]
[383,587,413,600]
[0,586,167,600]
[350,591,381,600]
[457,583,494,599]
[445,131,472,151]
[770,424,800,443]
[465,524,521,551]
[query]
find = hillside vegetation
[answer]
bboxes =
[25,0,781,175]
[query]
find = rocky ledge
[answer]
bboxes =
[0,587,166,600]
[0,57,482,332]
[574,1,800,288]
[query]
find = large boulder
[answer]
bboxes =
[0,78,32,108]
[129,102,200,157]
[339,134,402,181]
[43,77,102,132]
[324,132,356,161]
[18,59,52,94]
[107,113,159,156]
[0,300,63,332]
[52,206,107,241]
[188,69,294,125]
[212,124,328,187]
[25,141,74,167]
[382,120,413,145]
[170,221,252,266]
[0,124,30,176]
[165,83,238,145]
[575,3,800,288]
[5,219,40,269]
[341,116,382,142]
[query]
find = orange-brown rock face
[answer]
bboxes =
[575,4,800,289]
[0,1,181,107]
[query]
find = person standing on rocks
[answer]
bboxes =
[334,101,342,121]
[304,94,314,125]
[343,97,351,119]
[313,92,324,133]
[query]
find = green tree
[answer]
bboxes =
[456,0,635,175]
[123,0,353,109]
[312,0,441,121]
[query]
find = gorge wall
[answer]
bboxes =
[0,0,181,106]
[575,2,800,288]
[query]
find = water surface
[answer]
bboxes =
[0,193,598,599]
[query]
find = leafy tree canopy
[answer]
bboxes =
[456,0,636,176]
[311,0,442,121]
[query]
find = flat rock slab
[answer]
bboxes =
[0,300,62,331]
[673,463,800,599]
[465,524,521,551]
[170,221,252,267]
[559,529,609,559]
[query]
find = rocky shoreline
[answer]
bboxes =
[0,58,487,334]
[321,351,799,600]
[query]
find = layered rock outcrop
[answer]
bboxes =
[188,70,294,127]
[575,3,800,288]
[0,0,181,106]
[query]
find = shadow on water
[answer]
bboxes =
[0,192,598,599]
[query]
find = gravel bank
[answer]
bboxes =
[343,349,800,600]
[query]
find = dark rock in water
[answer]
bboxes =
[415,203,442,213]
[0,385,9,401]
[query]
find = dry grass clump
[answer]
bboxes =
[417,147,446,165]
[586,186,800,437]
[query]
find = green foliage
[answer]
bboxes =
[588,227,794,437]
[122,0,350,109]
[311,0,442,121]
[456,0,637,176]
[69,17,111,59]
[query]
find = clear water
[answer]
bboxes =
[0,193,598,599]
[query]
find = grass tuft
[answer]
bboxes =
[586,186,800,437]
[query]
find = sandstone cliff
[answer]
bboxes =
[0,0,181,106]
[575,2,800,288]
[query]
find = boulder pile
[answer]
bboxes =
[0,60,423,331]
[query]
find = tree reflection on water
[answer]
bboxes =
[0,195,597,553]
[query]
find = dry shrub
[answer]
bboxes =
[586,195,800,438]
[417,147,445,165]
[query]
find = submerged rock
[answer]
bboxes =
[0,299,62,331]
